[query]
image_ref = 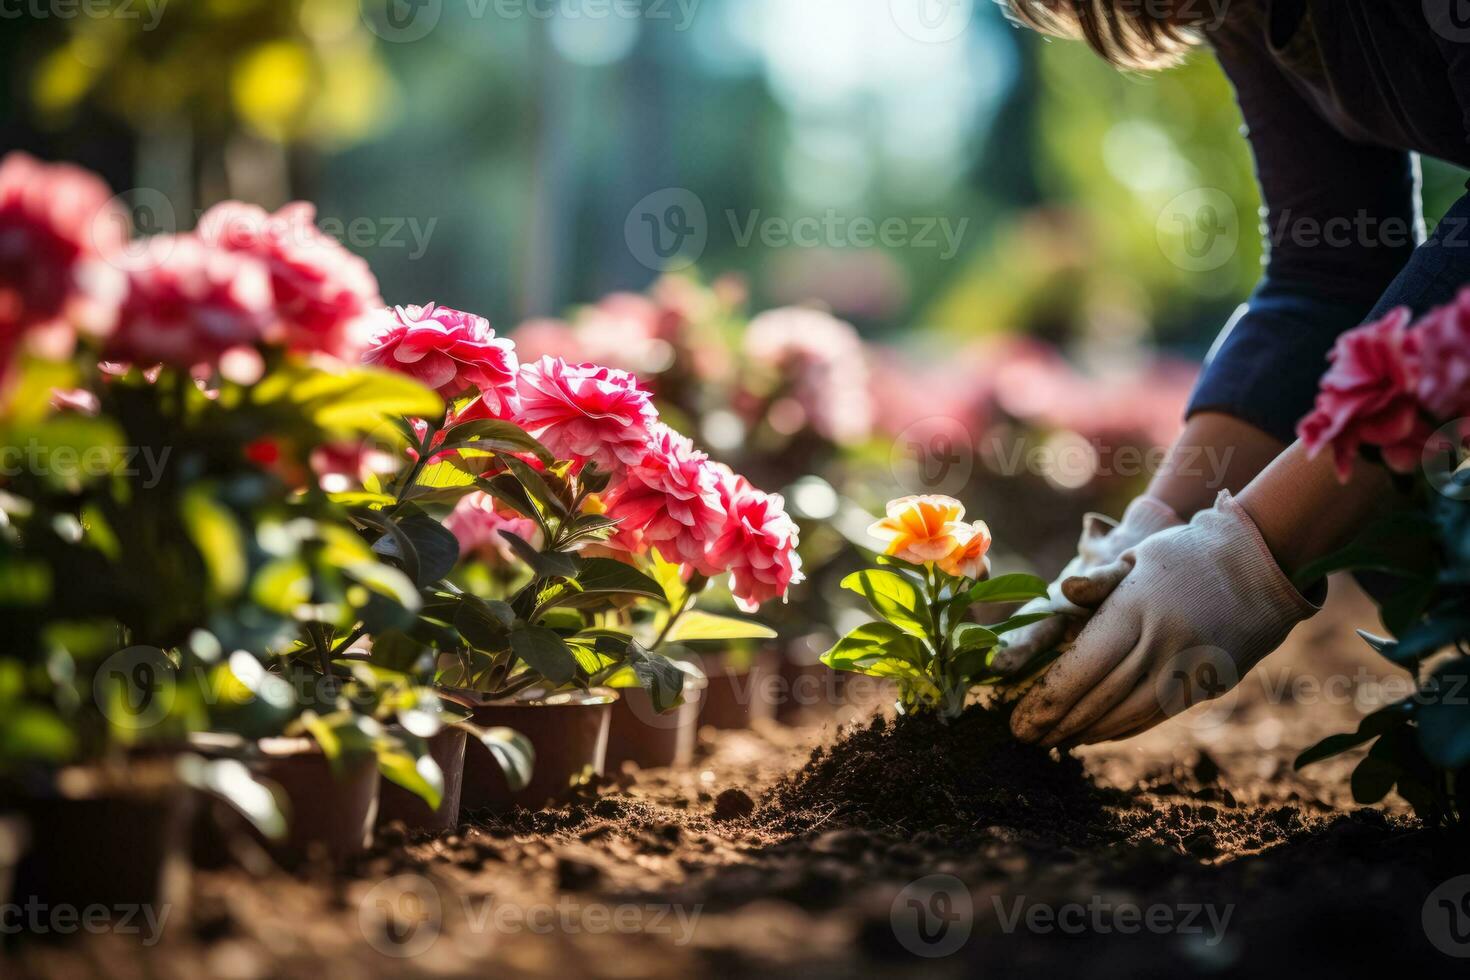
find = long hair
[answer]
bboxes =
[1005,1,1202,71]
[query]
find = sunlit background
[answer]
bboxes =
[3,0,1466,576]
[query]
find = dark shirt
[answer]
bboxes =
[1187,0,1470,443]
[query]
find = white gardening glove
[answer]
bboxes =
[989,496,1183,676]
[1010,491,1324,747]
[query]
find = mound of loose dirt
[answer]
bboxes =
[762,702,1124,846]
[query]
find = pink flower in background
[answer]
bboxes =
[363,302,520,406]
[574,292,681,376]
[510,317,584,363]
[0,152,128,369]
[310,441,398,494]
[1407,289,1470,419]
[197,201,382,360]
[704,463,803,612]
[107,235,277,368]
[603,424,726,570]
[49,387,99,415]
[516,356,658,471]
[1299,307,1430,481]
[444,492,541,565]
[743,307,874,445]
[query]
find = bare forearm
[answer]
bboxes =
[1146,412,1287,519]
[1236,439,1395,577]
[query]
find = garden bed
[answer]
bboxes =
[10,589,1466,978]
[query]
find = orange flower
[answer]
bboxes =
[938,521,992,580]
[868,495,968,564]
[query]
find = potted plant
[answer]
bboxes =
[819,494,1052,718]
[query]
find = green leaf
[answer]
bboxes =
[455,596,516,652]
[821,622,926,673]
[649,549,689,609]
[841,569,930,638]
[181,488,246,599]
[376,736,445,811]
[625,644,688,713]
[1294,701,1414,769]
[369,629,432,673]
[555,558,667,606]
[436,419,555,466]
[963,574,1049,605]
[460,723,535,792]
[952,623,1000,653]
[177,756,286,840]
[1386,613,1470,665]
[257,365,443,434]
[664,610,777,643]
[500,530,579,578]
[1417,657,1470,769]
[987,611,1055,635]
[558,514,620,547]
[500,456,569,518]
[510,626,577,685]
[395,514,461,587]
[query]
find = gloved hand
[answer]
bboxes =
[989,496,1182,676]
[1009,491,1324,747]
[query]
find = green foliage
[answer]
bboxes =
[823,561,1048,719]
[1295,495,1470,829]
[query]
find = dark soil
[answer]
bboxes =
[10,589,1470,978]
[765,702,1117,845]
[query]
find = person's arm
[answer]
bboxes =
[1177,18,1420,455]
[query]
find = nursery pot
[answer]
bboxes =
[6,763,192,930]
[252,738,379,865]
[0,815,25,910]
[375,727,467,835]
[696,648,782,730]
[454,689,615,813]
[604,677,707,770]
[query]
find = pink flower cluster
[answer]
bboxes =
[0,153,127,373]
[444,493,542,566]
[372,312,803,610]
[0,152,387,374]
[743,307,875,445]
[1298,294,1470,481]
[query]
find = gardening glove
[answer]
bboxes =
[1010,491,1324,748]
[989,496,1182,676]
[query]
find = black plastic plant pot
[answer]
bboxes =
[376,726,467,835]
[454,688,614,813]
[5,763,192,933]
[0,814,27,910]
[604,679,706,770]
[251,738,379,867]
[696,648,782,730]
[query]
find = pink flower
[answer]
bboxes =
[574,292,681,375]
[704,463,803,612]
[515,356,658,472]
[310,441,398,494]
[106,235,277,368]
[197,201,382,360]
[511,317,584,363]
[603,424,726,570]
[49,387,99,415]
[1299,307,1431,481]
[0,152,128,369]
[743,307,874,444]
[1407,289,1470,420]
[363,302,520,407]
[444,492,541,565]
